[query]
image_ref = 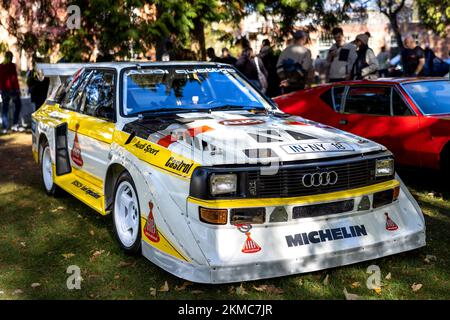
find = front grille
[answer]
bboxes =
[246,159,392,198]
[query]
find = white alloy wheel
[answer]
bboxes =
[113,180,140,248]
[42,145,54,192]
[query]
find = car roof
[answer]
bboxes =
[329,77,447,86]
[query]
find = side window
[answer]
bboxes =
[62,69,93,111]
[82,70,115,120]
[319,86,345,112]
[344,86,391,116]
[332,86,345,111]
[392,89,414,116]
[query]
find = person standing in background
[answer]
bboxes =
[220,48,237,65]
[26,58,50,110]
[236,47,268,92]
[401,36,425,77]
[350,33,379,80]
[206,48,222,63]
[259,39,280,97]
[276,30,313,93]
[0,51,23,134]
[377,46,390,78]
[326,27,357,82]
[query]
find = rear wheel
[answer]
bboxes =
[112,171,141,254]
[40,141,60,196]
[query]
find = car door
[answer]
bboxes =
[338,85,393,149]
[69,68,116,187]
[387,86,420,166]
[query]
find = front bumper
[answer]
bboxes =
[142,228,425,283]
[142,175,426,284]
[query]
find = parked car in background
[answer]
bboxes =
[275,78,450,171]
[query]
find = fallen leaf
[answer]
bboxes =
[117,261,132,267]
[114,274,120,280]
[351,282,361,288]
[62,253,75,259]
[252,284,267,292]
[424,255,437,264]
[13,289,23,295]
[30,283,41,288]
[236,283,248,296]
[191,290,204,294]
[374,287,382,294]
[175,281,193,291]
[149,287,156,297]
[89,230,95,236]
[90,250,105,260]
[385,272,392,280]
[20,242,26,247]
[343,287,360,300]
[323,274,330,286]
[159,281,169,292]
[411,283,423,292]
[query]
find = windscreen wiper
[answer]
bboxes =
[207,105,266,112]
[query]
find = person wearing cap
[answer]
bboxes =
[326,27,357,82]
[350,33,379,80]
[276,30,313,93]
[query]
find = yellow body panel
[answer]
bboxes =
[53,166,106,214]
[140,217,190,262]
[115,131,199,179]
[188,179,400,208]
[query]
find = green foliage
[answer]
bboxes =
[416,0,450,37]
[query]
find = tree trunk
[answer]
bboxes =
[155,2,165,61]
[194,18,206,61]
[389,15,404,51]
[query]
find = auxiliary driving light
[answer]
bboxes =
[230,208,265,224]
[375,159,394,177]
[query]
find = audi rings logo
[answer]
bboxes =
[302,171,338,187]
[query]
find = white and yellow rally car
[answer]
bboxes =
[32,62,425,283]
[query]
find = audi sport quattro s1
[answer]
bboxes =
[32,62,425,283]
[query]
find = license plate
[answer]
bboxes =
[281,142,354,154]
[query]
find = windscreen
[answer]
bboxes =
[122,66,269,116]
[403,80,450,115]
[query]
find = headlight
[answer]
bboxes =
[210,174,237,195]
[375,159,394,177]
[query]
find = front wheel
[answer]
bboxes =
[112,172,141,254]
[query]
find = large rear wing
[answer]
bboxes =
[36,63,95,99]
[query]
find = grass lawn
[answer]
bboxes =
[0,133,449,300]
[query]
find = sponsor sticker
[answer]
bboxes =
[71,124,84,167]
[281,142,354,154]
[285,224,367,247]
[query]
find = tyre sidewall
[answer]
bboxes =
[112,171,142,255]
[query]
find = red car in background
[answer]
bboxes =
[275,78,450,171]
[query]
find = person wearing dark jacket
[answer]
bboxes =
[235,47,268,92]
[26,59,50,110]
[0,51,23,134]
[350,34,378,80]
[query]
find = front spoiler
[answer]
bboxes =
[142,229,425,284]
